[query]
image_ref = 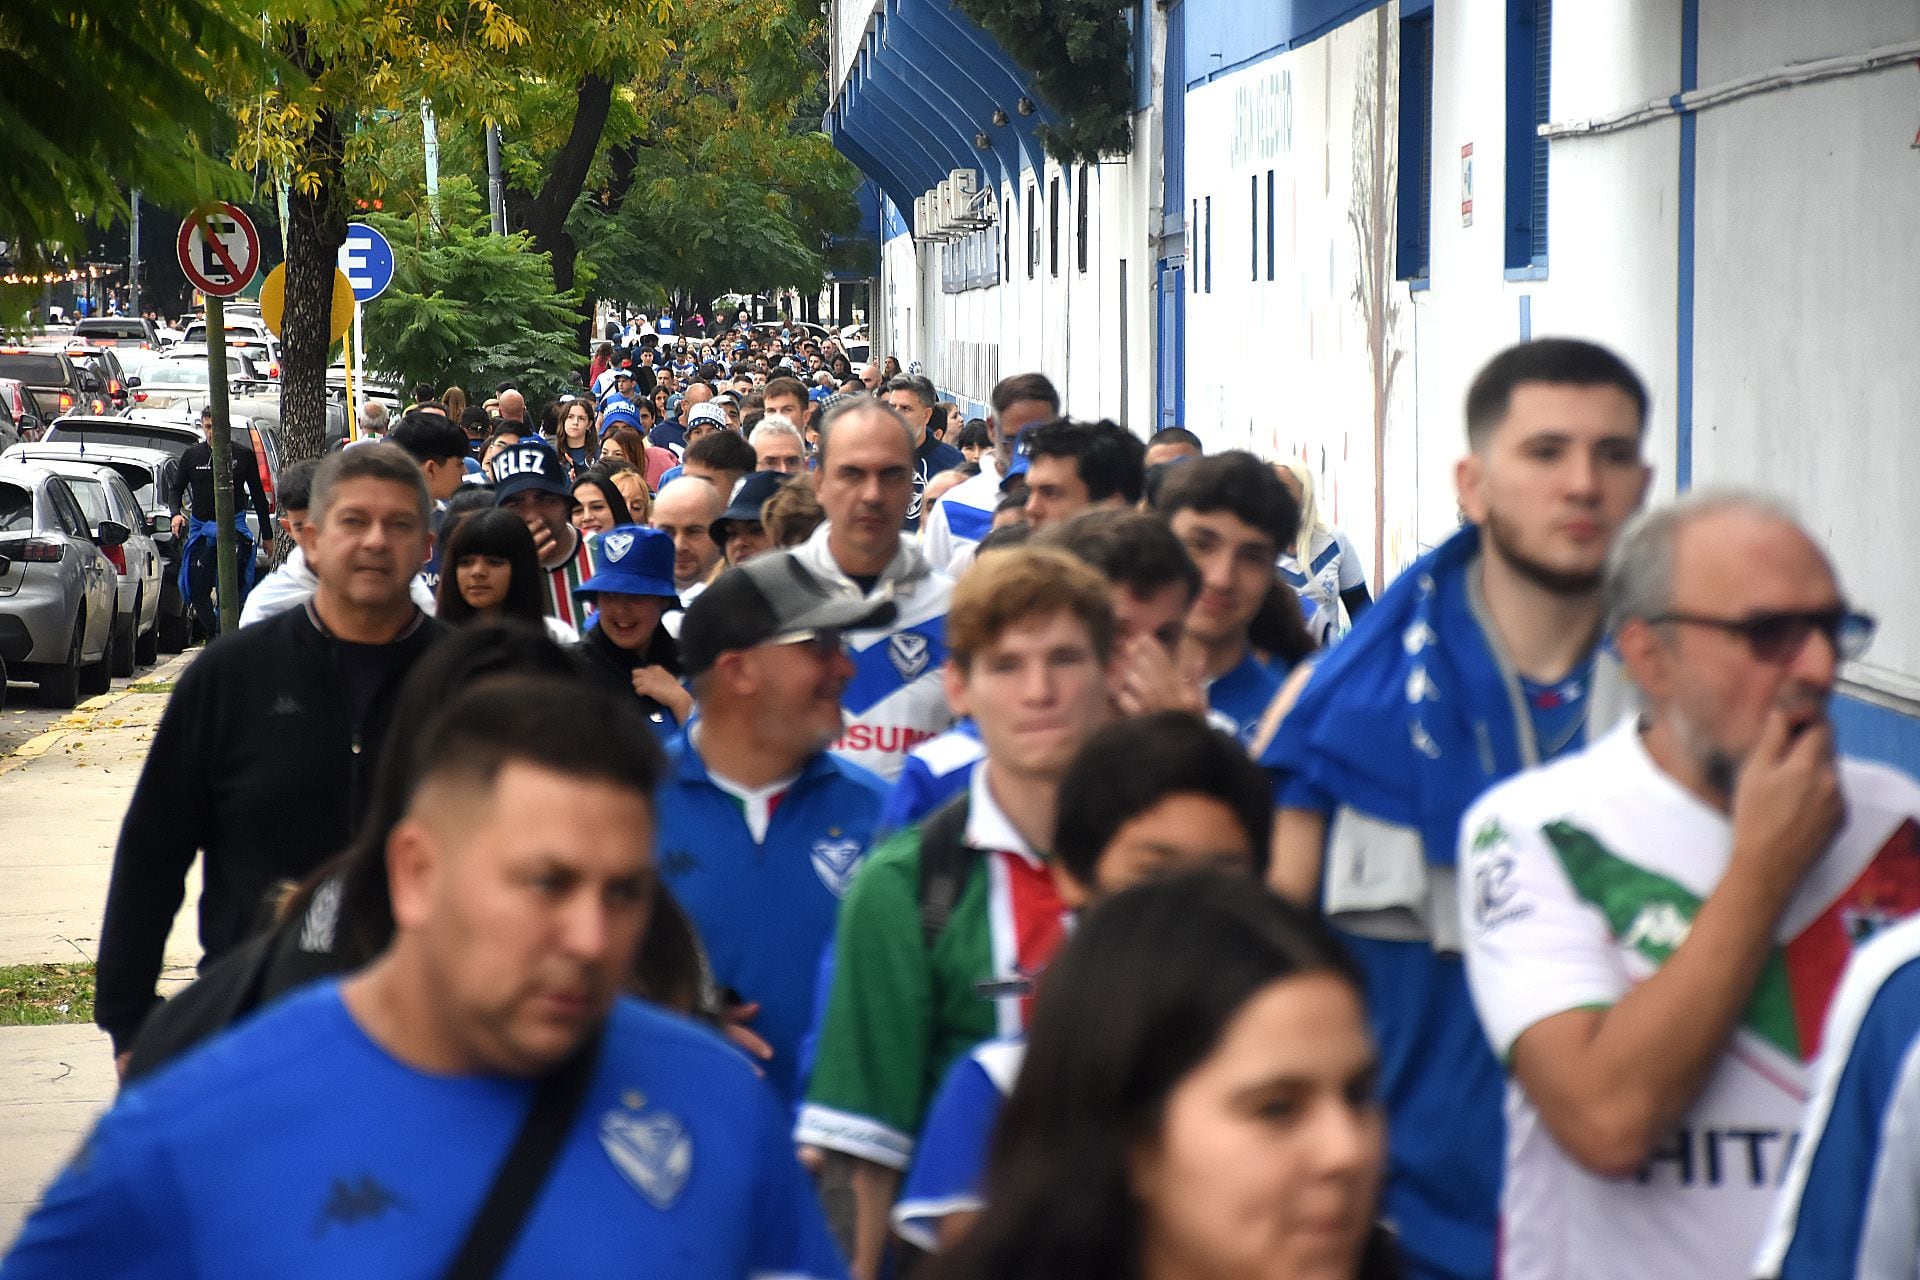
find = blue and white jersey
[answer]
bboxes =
[876,720,985,834]
[786,526,957,780]
[1206,650,1285,747]
[892,1038,1026,1251]
[919,460,1002,574]
[1757,914,1920,1279]
[1279,526,1366,645]
[656,735,889,1102]
[0,984,846,1280]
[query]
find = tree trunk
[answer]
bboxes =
[279,26,349,465]
[507,72,612,347]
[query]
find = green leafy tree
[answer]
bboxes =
[0,1,278,324]
[358,182,582,406]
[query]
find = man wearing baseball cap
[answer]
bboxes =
[493,440,595,637]
[573,524,690,741]
[656,558,896,1102]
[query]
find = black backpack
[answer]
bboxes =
[914,792,980,949]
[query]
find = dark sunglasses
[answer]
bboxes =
[1645,608,1876,663]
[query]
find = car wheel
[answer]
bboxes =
[110,602,137,678]
[134,603,159,666]
[39,615,83,709]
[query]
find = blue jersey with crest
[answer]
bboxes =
[0,984,845,1280]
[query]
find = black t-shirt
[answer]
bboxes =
[172,438,272,530]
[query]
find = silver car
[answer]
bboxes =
[29,460,162,675]
[0,460,121,707]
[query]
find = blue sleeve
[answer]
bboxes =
[892,1055,1005,1251]
[0,1107,188,1279]
[750,1080,850,1278]
[792,944,836,1103]
[1769,958,1920,1278]
[1278,775,1335,815]
[876,757,937,836]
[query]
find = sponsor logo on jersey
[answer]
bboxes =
[312,1174,407,1234]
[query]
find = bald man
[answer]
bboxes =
[650,476,725,634]
[858,364,882,393]
[496,389,528,428]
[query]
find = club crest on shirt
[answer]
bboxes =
[600,1106,692,1210]
[604,531,635,561]
[888,632,930,680]
[810,837,865,897]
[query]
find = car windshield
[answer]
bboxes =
[44,424,195,458]
[102,461,158,507]
[148,362,212,386]
[0,481,30,532]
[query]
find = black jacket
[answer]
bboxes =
[95,604,443,1052]
[574,620,684,737]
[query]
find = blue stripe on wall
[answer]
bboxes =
[1834,693,1920,781]
[1674,0,1699,490]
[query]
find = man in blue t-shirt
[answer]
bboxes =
[657,556,898,1101]
[1261,339,1652,1280]
[1153,452,1299,743]
[1,677,845,1280]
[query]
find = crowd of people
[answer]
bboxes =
[1,322,1912,1280]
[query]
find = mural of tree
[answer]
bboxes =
[1347,6,1404,588]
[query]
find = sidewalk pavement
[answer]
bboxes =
[0,651,201,1251]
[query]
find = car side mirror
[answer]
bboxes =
[95,519,130,547]
[125,375,141,389]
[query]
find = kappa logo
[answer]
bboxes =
[603,531,635,562]
[888,632,930,680]
[810,837,865,898]
[1623,901,1693,953]
[600,1107,692,1210]
[311,1174,406,1236]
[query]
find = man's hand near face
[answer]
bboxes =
[1112,632,1208,718]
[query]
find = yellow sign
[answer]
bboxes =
[259,265,355,344]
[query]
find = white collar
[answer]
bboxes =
[965,762,1042,867]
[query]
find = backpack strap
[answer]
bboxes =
[916,792,978,951]
[443,1029,604,1280]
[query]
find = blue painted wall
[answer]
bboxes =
[1179,0,1389,86]
[1834,694,1920,781]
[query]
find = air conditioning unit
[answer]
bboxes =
[946,169,991,231]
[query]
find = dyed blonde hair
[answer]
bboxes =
[1279,458,1325,559]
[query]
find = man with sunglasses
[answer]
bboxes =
[1457,492,1920,1280]
[653,557,895,1103]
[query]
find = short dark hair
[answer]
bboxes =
[434,508,547,626]
[1036,509,1199,603]
[410,383,436,404]
[441,485,497,523]
[390,412,471,465]
[278,458,319,513]
[310,442,431,526]
[764,375,809,405]
[1147,426,1203,453]
[1022,419,1147,505]
[408,674,665,821]
[1053,713,1274,889]
[1154,450,1299,552]
[685,429,756,475]
[990,371,1059,417]
[884,374,937,409]
[458,406,490,433]
[1464,337,1649,450]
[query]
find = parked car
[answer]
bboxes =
[0,379,44,444]
[230,393,350,453]
[27,459,162,673]
[71,317,161,349]
[62,345,131,415]
[45,413,279,573]
[0,459,121,707]
[0,348,91,422]
[1,439,190,653]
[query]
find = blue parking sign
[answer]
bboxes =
[338,223,395,302]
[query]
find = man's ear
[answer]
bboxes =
[941,657,971,722]
[1455,452,1488,527]
[1614,617,1671,701]
[385,817,440,932]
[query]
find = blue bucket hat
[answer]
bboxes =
[575,525,679,601]
[600,403,643,434]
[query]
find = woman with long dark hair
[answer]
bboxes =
[572,465,633,537]
[934,874,1394,1280]
[434,508,575,644]
[556,398,596,476]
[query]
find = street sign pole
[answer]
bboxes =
[353,299,365,432]
[205,294,240,635]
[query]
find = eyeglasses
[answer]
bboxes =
[1645,608,1877,663]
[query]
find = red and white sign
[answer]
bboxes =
[176,203,262,298]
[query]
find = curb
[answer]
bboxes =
[0,649,198,779]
